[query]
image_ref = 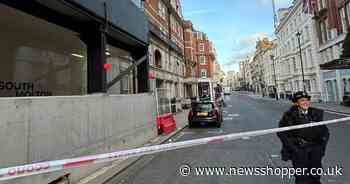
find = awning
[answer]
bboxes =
[320,58,350,70]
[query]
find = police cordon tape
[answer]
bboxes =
[1,117,350,181]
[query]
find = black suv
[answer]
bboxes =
[188,101,223,128]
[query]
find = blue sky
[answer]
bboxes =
[182,0,292,72]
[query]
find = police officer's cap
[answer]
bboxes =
[292,91,311,103]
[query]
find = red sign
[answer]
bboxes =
[148,72,156,79]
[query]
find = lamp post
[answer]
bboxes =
[270,55,279,100]
[296,31,306,92]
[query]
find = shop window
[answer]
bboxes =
[0,5,87,97]
[106,45,133,94]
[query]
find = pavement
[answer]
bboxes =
[102,92,350,184]
[77,110,189,184]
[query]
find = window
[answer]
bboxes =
[154,50,162,68]
[292,57,297,72]
[200,69,207,78]
[305,26,310,41]
[340,7,347,34]
[308,48,314,67]
[170,16,175,31]
[199,55,206,65]
[303,51,307,68]
[317,0,326,11]
[320,20,327,44]
[170,0,176,10]
[305,80,311,92]
[346,3,350,27]
[197,32,203,40]
[199,43,205,53]
[158,1,167,20]
[0,5,87,97]
[325,18,332,40]
[295,81,300,91]
[107,46,133,95]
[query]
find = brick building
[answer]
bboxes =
[194,32,216,79]
[143,0,186,99]
[183,20,198,98]
[183,20,217,97]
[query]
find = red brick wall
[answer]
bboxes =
[144,0,169,35]
[144,0,184,50]
[194,36,214,78]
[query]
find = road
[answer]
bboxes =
[105,92,350,184]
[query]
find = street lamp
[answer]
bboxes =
[296,31,306,92]
[270,55,279,100]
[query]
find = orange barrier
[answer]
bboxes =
[156,113,177,134]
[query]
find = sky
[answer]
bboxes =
[182,0,293,73]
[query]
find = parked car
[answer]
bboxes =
[188,101,222,128]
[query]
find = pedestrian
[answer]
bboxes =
[277,91,329,184]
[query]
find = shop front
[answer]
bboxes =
[0,0,149,97]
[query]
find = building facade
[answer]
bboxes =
[143,0,186,99]
[183,20,218,97]
[213,60,225,85]
[275,0,322,101]
[183,20,198,98]
[314,0,350,103]
[250,38,275,95]
[238,56,253,90]
[262,40,278,96]
[193,32,216,79]
[225,71,240,90]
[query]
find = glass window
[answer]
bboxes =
[200,69,207,78]
[346,3,350,26]
[320,20,327,43]
[293,57,297,72]
[199,56,206,65]
[106,46,133,94]
[0,5,87,97]
[308,48,314,67]
[306,80,311,92]
[305,26,310,41]
[340,7,347,34]
[303,51,307,68]
[158,1,167,20]
[199,43,205,53]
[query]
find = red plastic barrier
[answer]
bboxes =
[156,113,177,135]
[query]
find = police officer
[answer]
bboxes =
[277,91,329,184]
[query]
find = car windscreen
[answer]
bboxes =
[192,103,213,112]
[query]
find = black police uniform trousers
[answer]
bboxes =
[291,144,324,184]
